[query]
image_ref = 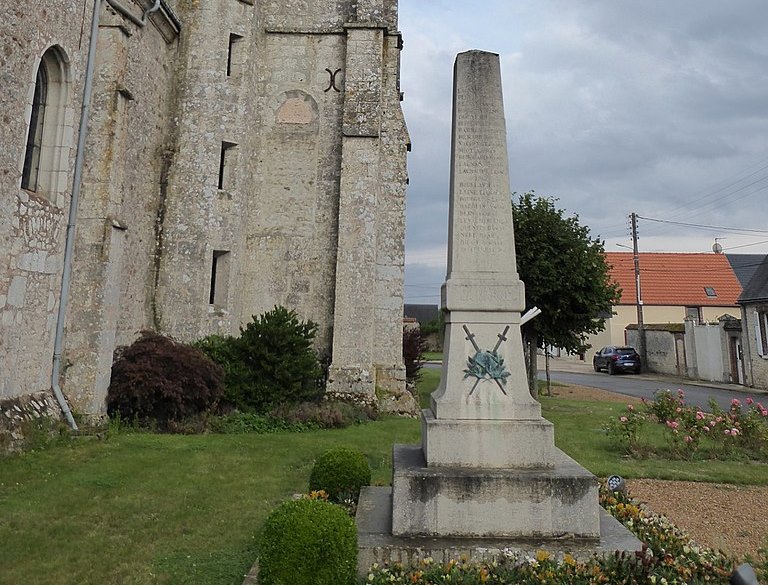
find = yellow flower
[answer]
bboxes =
[535,550,550,562]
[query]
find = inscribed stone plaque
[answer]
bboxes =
[447,51,518,280]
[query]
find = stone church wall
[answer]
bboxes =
[0,1,91,403]
[63,2,181,415]
[1,0,408,432]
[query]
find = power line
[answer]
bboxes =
[636,215,768,236]
[661,158,768,221]
[724,239,768,251]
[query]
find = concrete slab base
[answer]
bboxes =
[392,444,600,538]
[357,486,643,577]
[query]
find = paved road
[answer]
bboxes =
[425,358,766,411]
[539,364,765,412]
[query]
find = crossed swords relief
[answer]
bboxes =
[462,324,512,396]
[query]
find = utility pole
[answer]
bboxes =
[630,212,646,365]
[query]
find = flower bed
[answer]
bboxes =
[605,389,768,461]
[362,485,736,584]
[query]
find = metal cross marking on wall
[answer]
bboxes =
[462,325,511,395]
[324,68,342,92]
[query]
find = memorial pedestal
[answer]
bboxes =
[392,444,600,538]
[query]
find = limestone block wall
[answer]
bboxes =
[239,16,347,351]
[1,0,408,425]
[157,0,408,394]
[155,0,259,341]
[63,1,181,415]
[0,1,89,401]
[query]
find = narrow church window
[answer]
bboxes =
[218,141,237,190]
[20,46,70,200]
[21,61,49,191]
[209,250,231,308]
[227,34,243,77]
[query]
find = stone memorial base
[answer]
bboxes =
[392,444,600,538]
[422,409,557,469]
[357,486,643,576]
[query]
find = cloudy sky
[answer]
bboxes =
[398,0,768,305]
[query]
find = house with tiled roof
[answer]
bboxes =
[737,254,768,389]
[587,252,743,351]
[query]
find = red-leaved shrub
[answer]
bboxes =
[107,331,224,430]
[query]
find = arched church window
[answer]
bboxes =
[20,47,70,201]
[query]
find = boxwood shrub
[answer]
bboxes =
[308,446,371,504]
[258,498,356,585]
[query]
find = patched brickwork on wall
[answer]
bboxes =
[1,0,409,439]
[0,391,62,452]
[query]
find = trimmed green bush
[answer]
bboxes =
[308,446,371,503]
[258,498,357,585]
[195,306,324,413]
[106,331,224,430]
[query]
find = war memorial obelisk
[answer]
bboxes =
[356,50,640,572]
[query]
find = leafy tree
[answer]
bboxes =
[512,192,621,397]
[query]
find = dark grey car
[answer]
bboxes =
[592,346,641,375]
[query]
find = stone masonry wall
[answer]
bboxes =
[743,305,768,389]
[0,1,90,401]
[1,0,408,427]
[157,0,408,394]
[62,1,180,416]
[0,391,63,452]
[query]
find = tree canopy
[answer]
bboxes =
[512,192,620,355]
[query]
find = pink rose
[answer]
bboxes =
[620,416,628,423]
[746,397,754,405]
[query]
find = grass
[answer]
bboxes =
[422,351,443,362]
[541,395,768,484]
[1,369,766,584]
[0,420,419,585]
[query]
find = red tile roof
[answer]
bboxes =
[605,252,741,307]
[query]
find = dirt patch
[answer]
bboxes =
[548,384,642,404]
[551,383,768,560]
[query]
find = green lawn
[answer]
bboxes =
[0,421,419,585]
[1,372,766,584]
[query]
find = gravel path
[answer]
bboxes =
[627,478,768,559]
[552,384,768,560]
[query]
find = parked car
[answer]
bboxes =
[593,346,641,375]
